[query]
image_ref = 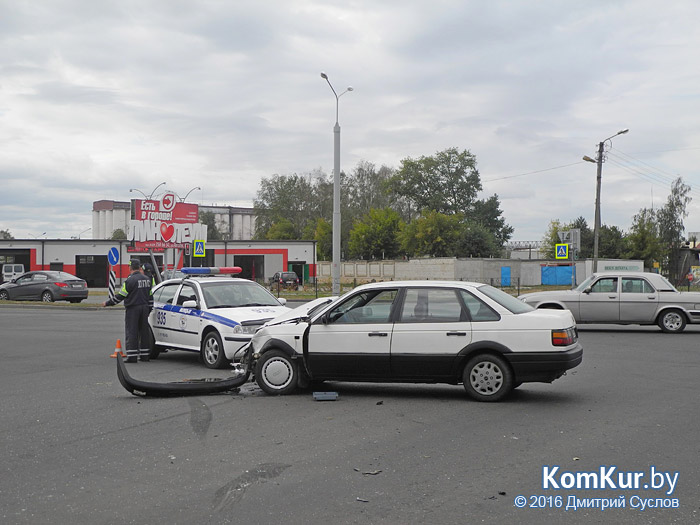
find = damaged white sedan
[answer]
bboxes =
[245,281,583,402]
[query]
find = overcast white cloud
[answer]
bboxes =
[1,0,699,241]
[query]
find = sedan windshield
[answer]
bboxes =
[200,281,281,308]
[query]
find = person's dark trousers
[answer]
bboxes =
[124,304,152,362]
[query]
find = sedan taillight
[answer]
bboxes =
[552,327,576,346]
[54,282,68,288]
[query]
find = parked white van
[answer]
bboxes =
[2,264,25,283]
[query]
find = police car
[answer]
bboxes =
[148,267,290,368]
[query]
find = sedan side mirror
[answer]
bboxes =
[182,299,198,309]
[583,287,592,294]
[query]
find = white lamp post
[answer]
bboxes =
[320,72,353,296]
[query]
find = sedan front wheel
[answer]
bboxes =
[201,331,228,369]
[255,350,297,395]
[0,290,9,301]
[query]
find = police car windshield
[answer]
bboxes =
[200,281,281,308]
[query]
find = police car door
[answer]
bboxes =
[172,282,201,351]
[151,282,181,347]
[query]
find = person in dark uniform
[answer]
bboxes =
[103,259,152,362]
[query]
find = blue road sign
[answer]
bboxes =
[108,247,120,266]
[194,240,205,257]
[555,244,569,259]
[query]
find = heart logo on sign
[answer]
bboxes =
[160,223,175,241]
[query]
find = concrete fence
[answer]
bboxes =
[317,257,644,287]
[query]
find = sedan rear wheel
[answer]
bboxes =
[658,309,686,333]
[463,353,514,402]
[202,331,228,369]
[41,291,54,302]
[255,350,297,395]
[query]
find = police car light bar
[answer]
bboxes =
[180,267,243,275]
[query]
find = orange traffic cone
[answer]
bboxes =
[110,339,125,358]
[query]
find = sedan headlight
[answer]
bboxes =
[233,324,258,335]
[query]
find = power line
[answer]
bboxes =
[483,161,585,183]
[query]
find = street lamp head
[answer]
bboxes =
[320,72,328,79]
[618,128,629,135]
[582,155,597,163]
[347,86,354,92]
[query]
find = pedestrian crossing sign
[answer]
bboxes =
[555,243,569,260]
[194,240,206,258]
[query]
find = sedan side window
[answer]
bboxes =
[590,278,618,293]
[459,291,500,322]
[154,284,179,304]
[33,274,48,282]
[400,288,466,323]
[176,284,199,306]
[326,289,398,324]
[16,274,33,284]
[621,278,654,294]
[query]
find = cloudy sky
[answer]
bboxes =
[1,0,699,242]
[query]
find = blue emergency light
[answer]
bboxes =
[180,267,242,275]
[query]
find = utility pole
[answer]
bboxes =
[584,129,628,274]
[592,140,605,273]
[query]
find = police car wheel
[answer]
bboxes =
[255,350,297,395]
[201,331,228,369]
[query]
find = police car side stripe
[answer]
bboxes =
[156,302,242,329]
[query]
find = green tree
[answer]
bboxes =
[624,208,661,269]
[199,211,223,240]
[111,228,127,240]
[253,174,317,239]
[657,177,692,280]
[266,219,298,240]
[568,216,593,258]
[390,147,481,216]
[456,222,501,258]
[471,194,514,245]
[399,211,463,257]
[309,218,332,261]
[541,219,565,259]
[598,224,625,259]
[348,208,403,260]
[0,229,13,240]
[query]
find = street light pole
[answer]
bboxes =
[180,186,201,202]
[583,129,628,273]
[320,72,353,296]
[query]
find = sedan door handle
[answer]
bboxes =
[446,331,467,336]
[368,332,388,337]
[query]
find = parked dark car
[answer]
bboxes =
[0,271,89,303]
[269,271,300,290]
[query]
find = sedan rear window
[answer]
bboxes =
[477,285,534,314]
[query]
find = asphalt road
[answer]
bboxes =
[1,307,699,524]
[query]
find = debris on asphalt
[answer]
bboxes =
[313,391,338,401]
